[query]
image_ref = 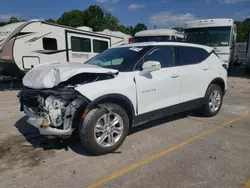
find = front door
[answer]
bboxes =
[135,46,180,115]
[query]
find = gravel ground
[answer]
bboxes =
[0,67,250,188]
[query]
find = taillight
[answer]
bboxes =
[129,38,134,43]
[222,64,228,70]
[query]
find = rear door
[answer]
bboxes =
[175,46,212,103]
[66,31,110,63]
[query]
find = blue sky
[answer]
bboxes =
[0,0,250,28]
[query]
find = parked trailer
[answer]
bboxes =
[96,29,132,45]
[0,20,128,78]
[246,29,250,72]
[133,29,184,43]
[184,18,237,69]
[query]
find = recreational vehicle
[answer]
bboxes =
[133,29,184,43]
[0,20,128,77]
[184,18,237,69]
[96,29,132,44]
[246,29,250,72]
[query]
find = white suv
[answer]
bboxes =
[20,42,227,155]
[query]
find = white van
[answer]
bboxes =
[133,29,184,43]
[184,18,237,69]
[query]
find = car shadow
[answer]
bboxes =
[14,112,192,156]
[14,116,91,156]
[129,112,188,135]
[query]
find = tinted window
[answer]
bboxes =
[93,40,109,53]
[185,27,231,47]
[71,36,91,52]
[176,37,183,41]
[134,36,170,43]
[144,46,174,68]
[175,46,209,66]
[43,38,57,50]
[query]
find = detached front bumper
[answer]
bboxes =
[24,105,74,136]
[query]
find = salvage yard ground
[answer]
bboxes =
[0,67,250,188]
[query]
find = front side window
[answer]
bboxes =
[175,46,209,66]
[93,40,109,53]
[185,26,231,47]
[71,36,91,52]
[43,37,57,50]
[144,46,174,68]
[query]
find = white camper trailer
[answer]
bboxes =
[0,20,128,77]
[246,29,250,72]
[184,18,237,69]
[133,29,184,43]
[96,29,132,45]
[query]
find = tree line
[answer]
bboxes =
[46,5,148,36]
[0,5,249,42]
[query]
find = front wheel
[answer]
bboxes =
[200,84,223,117]
[79,103,129,155]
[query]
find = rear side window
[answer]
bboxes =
[93,40,109,53]
[71,36,91,52]
[43,38,57,50]
[144,46,174,68]
[175,46,209,66]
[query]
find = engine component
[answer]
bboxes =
[44,96,67,127]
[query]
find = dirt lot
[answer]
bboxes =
[0,67,250,188]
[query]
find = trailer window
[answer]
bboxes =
[71,36,91,52]
[93,40,109,53]
[43,38,57,50]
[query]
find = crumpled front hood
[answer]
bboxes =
[22,61,118,89]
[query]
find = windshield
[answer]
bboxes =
[86,46,148,71]
[134,35,170,43]
[185,26,231,47]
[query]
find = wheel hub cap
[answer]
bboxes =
[209,90,221,113]
[94,112,124,148]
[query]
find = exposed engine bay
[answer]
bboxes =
[20,73,115,136]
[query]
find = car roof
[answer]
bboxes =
[116,42,214,52]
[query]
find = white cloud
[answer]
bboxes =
[218,0,250,3]
[0,14,20,22]
[93,0,120,3]
[128,4,146,10]
[149,12,198,27]
[233,9,250,19]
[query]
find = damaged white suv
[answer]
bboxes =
[20,42,227,155]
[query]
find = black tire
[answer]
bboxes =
[79,103,129,155]
[200,84,223,117]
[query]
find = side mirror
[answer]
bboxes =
[139,61,161,76]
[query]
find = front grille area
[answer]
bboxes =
[20,87,41,108]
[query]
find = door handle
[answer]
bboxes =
[171,73,179,78]
[203,66,209,71]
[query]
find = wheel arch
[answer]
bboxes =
[206,78,226,96]
[85,94,136,127]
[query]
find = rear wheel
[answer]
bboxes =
[79,103,129,155]
[201,84,223,117]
